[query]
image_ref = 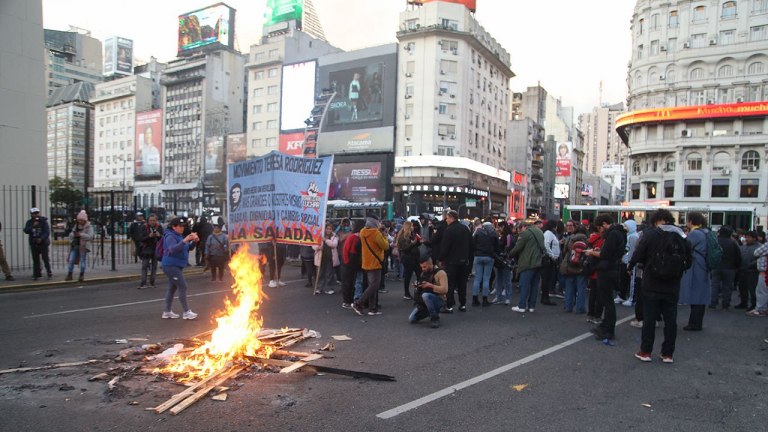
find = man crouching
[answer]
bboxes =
[409,256,448,328]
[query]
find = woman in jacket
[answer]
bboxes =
[313,222,339,295]
[492,222,514,305]
[396,221,422,300]
[679,212,710,330]
[204,221,229,282]
[585,224,605,324]
[66,210,94,282]
[161,217,199,320]
[540,219,561,306]
[472,221,499,306]
[559,224,589,313]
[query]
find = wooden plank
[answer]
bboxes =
[152,365,233,414]
[0,359,104,375]
[249,357,395,381]
[278,354,323,374]
[272,349,314,358]
[169,365,245,415]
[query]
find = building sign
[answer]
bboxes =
[204,136,224,177]
[135,110,163,179]
[280,61,317,132]
[581,183,594,197]
[227,151,333,246]
[226,133,247,164]
[279,132,305,156]
[264,0,304,27]
[554,183,570,199]
[317,127,394,155]
[328,162,384,201]
[403,184,489,198]
[408,0,476,12]
[178,3,235,55]
[103,38,115,76]
[556,141,572,177]
[115,37,133,75]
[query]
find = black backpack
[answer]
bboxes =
[648,230,689,280]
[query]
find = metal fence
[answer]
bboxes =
[1,185,139,273]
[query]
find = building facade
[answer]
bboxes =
[579,103,627,177]
[46,83,95,193]
[618,0,768,228]
[44,28,103,97]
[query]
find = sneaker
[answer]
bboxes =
[367,310,382,316]
[458,305,466,312]
[660,355,674,363]
[527,308,534,313]
[430,318,440,328]
[613,296,624,304]
[138,284,148,290]
[182,310,198,320]
[5,275,15,281]
[268,280,277,288]
[341,303,352,309]
[622,300,634,307]
[278,280,287,287]
[351,303,364,316]
[314,290,321,295]
[511,306,527,313]
[629,319,643,328]
[162,311,180,319]
[504,300,510,305]
[441,307,454,314]
[634,351,652,362]
[403,295,413,300]
[378,288,389,293]
[551,293,565,299]
[324,290,335,295]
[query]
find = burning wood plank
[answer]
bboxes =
[278,354,323,374]
[250,357,395,382]
[169,365,246,415]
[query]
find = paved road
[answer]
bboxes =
[1,262,766,431]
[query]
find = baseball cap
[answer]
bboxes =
[30,207,40,213]
[136,212,144,217]
[168,217,185,227]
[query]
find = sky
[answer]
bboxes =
[42,0,636,116]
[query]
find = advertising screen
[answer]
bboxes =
[554,183,570,199]
[555,141,572,177]
[226,133,247,164]
[135,110,163,179]
[116,37,133,75]
[178,3,234,55]
[103,38,115,76]
[279,132,305,156]
[325,63,385,129]
[328,161,384,202]
[264,0,304,27]
[279,61,317,132]
[204,136,224,176]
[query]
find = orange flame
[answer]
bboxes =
[161,249,272,381]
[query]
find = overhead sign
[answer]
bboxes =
[265,0,303,27]
[178,3,235,55]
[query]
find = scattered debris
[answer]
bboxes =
[128,401,140,405]
[642,403,652,408]
[318,343,335,352]
[88,373,109,381]
[0,360,105,375]
[211,393,227,401]
[115,339,129,344]
[511,384,528,392]
[331,335,352,341]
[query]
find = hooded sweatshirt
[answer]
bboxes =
[622,220,639,264]
[359,222,389,271]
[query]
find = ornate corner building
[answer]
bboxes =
[617,0,768,229]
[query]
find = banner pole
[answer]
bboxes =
[313,243,322,296]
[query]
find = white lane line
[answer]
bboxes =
[377,314,635,419]
[23,289,231,319]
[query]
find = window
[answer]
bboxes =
[750,25,768,40]
[254,52,265,62]
[438,103,448,114]
[404,146,413,156]
[718,65,734,77]
[669,10,679,28]
[691,33,708,47]
[747,61,765,75]
[741,150,761,169]
[266,137,276,147]
[404,125,413,139]
[666,69,676,83]
[720,29,736,44]
[268,68,278,78]
[755,0,768,13]
[253,122,263,130]
[267,85,278,95]
[687,153,702,171]
[406,61,415,75]
[267,120,277,129]
[268,49,279,59]
[638,18,644,35]
[267,102,278,112]
[722,1,737,18]
[631,183,640,199]
[251,139,262,147]
[713,152,731,170]
[650,40,660,55]
[684,179,702,197]
[691,89,706,104]
[740,179,759,197]
[668,37,677,52]
[440,18,458,30]
[440,40,459,53]
[650,13,660,30]
[406,42,416,53]
[254,71,264,80]
[437,146,454,156]
[646,182,658,198]
[252,105,262,114]
[636,44,644,60]
[664,158,676,172]
[406,19,419,30]
[693,5,707,22]
[711,179,730,198]
[632,161,641,175]
[664,180,675,198]
[253,87,264,97]
[690,68,705,80]
[405,84,414,97]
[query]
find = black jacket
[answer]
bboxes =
[472,226,498,257]
[628,224,692,295]
[596,224,626,271]
[438,221,472,265]
[717,236,741,270]
[429,220,447,259]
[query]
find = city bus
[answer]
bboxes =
[563,204,758,231]
[326,200,394,225]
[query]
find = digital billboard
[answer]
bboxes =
[226,133,247,164]
[264,0,303,27]
[555,141,572,177]
[279,61,317,132]
[135,110,163,179]
[329,161,385,202]
[317,127,394,155]
[204,136,224,177]
[279,132,305,156]
[116,37,133,75]
[178,3,235,55]
[103,38,115,76]
[408,0,476,12]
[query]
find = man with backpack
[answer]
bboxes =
[628,209,692,363]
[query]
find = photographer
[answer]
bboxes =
[23,207,52,280]
[408,256,448,328]
[137,214,163,289]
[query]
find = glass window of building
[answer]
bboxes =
[722,1,737,18]
[650,40,660,55]
[268,68,278,78]
[253,122,262,130]
[267,103,278,112]
[267,120,277,129]
[267,85,278,95]
[740,179,759,197]
[646,182,658,198]
[713,152,730,171]
[747,61,765,75]
[684,179,702,197]
[687,153,702,171]
[650,13,660,30]
[755,0,768,13]
[636,44,644,60]
[750,25,768,41]
[631,183,640,199]
[718,64,734,77]
[669,11,679,28]
[689,67,705,80]
[266,137,276,147]
[711,179,730,198]
[254,88,264,97]
[268,49,279,59]
[691,33,707,48]
[664,180,675,197]
[741,150,761,170]
[254,71,264,80]
[632,161,641,175]
[719,29,736,44]
[693,5,707,22]
[253,105,262,114]
[638,18,644,35]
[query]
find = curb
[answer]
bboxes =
[0,268,206,294]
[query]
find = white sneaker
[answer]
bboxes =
[504,300,510,305]
[629,319,643,328]
[511,306,526,313]
[268,280,277,288]
[162,311,180,319]
[622,300,634,307]
[324,290,335,295]
[528,308,534,313]
[613,296,624,304]
[277,280,287,286]
[182,310,198,320]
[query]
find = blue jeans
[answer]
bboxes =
[517,268,541,309]
[353,272,364,301]
[67,249,87,274]
[472,256,494,296]
[710,269,736,308]
[409,292,444,322]
[494,267,513,302]
[163,265,190,313]
[563,274,587,313]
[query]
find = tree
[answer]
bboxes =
[49,176,84,218]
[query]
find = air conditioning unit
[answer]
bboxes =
[438,90,445,96]
[405,114,411,119]
[659,75,666,80]
[449,94,456,98]
[660,45,667,51]
[440,69,446,75]
[736,97,744,103]
[683,42,690,48]
[709,38,717,45]
[681,129,692,137]
[405,72,412,77]
[707,99,715,104]
[450,134,456,139]
[450,114,456,119]
[405,94,412,99]
[722,169,731,175]
[748,166,758,172]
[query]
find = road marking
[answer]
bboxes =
[377,314,635,419]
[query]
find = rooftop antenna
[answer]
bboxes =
[599,80,604,107]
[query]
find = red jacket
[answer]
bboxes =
[342,233,361,267]
[587,232,605,280]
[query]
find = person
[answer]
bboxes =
[679,211,711,331]
[509,220,545,313]
[472,221,498,307]
[204,141,219,173]
[313,223,339,295]
[23,207,52,280]
[351,214,389,316]
[586,213,626,341]
[341,220,364,308]
[736,231,760,310]
[205,221,229,282]
[709,226,741,310]
[349,72,361,121]
[409,256,449,328]
[437,210,473,312]
[262,241,287,288]
[540,219,561,306]
[557,143,569,160]
[300,245,316,288]
[618,220,640,305]
[746,239,768,317]
[230,183,242,213]
[628,208,692,363]
[128,212,146,261]
[194,216,213,267]
[65,210,94,282]
[492,223,515,305]
[0,221,15,281]
[137,213,163,289]
[138,125,160,176]
[161,217,199,320]
[396,220,422,300]
[585,223,605,324]
[559,224,589,313]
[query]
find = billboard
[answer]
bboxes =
[279,132,305,156]
[226,133,247,164]
[116,37,133,75]
[408,0,476,12]
[328,161,385,202]
[135,110,163,179]
[317,127,394,155]
[280,61,317,132]
[204,136,224,177]
[554,183,570,199]
[556,141,572,177]
[264,0,303,27]
[178,3,235,55]
[227,151,333,246]
[103,38,115,76]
